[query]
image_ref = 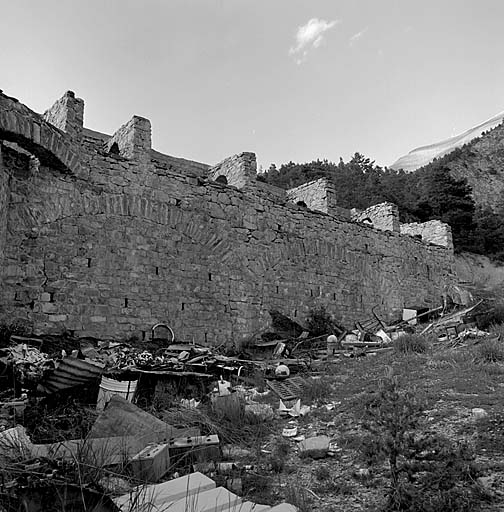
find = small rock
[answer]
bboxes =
[244,402,275,422]
[298,435,331,459]
[472,408,488,420]
[222,445,252,459]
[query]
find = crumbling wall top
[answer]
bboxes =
[208,152,257,189]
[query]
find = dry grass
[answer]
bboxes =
[475,338,504,363]
[393,333,430,354]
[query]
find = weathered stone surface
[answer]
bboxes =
[298,435,331,459]
[0,91,457,345]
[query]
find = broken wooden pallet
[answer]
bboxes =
[266,375,307,400]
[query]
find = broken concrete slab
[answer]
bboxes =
[32,435,144,466]
[169,435,221,466]
[113,472,215,511]
[298,435,330,459]
[0,425,34,461]
[88,395,199,444]
[167,486,241,512]
[237,502,271,512]
[269,504,298,512]
[129,442,170,482]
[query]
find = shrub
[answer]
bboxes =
[393,333,429,354]
[314,465,331,481]
[305,307,341,336]
[475,338,504,363]
[284,482,312,512]
[269,436,290,473]
[361,369,487,511]
[476,305,504,329]
[300,377,332,405]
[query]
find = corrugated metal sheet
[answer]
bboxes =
[37,357,104,394]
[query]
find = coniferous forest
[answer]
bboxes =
[258,153,504,260]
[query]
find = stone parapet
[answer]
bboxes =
[401,220,453,250]
[287,178,350,219]
[106,116,152,163]
[351,202,400,232]
[43,91,84,143]
[208,152,257,189]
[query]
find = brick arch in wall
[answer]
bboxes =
[0,93,80,174]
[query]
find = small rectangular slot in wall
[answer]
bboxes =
[294,309,297,317]
[87,258,91,268]
[276,285,279,294]
[310,289,313,297]
[181,303,185,311]
[124,298,128,308]
[204,332,208,343]
[208,273,212,281]
[155,266,159,276]
[333,293,336,300]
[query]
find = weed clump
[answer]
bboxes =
[269,436,290,473]
[305,307,341,336]
[393,333,429,354]
[360,369,488,511]
[475,338,504,363]
[284,481,313,512]
[301,377,332,405]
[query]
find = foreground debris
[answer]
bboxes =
[1,295,502,511]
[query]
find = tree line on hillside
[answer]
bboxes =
[257,153,504,260]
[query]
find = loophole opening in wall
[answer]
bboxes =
[215,175,228,185]
[296,201,307,207]
[108,142,120,155]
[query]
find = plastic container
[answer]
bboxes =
[96,376,138,411]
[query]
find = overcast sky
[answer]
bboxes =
[1,0,503,170]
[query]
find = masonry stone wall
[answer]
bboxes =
[208,152,257,188]
[351,202,400,233]
[0,91,457,344]
[0,146,8,262]
[401,220,454,250]
[287,178,351,219]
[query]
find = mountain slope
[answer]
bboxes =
[391,111,504,172]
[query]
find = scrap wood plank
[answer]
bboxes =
[266,375,307,400]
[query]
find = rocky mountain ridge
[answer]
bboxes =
[392,115,504,211]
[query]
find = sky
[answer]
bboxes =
[1,0,504,170]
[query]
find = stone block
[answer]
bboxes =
[129,442,170,482]
[269,504,298,512]
[167,486,241,512]
[237,502,271,512]
[298,435,330,459]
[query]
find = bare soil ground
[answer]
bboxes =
[242,342,504,511]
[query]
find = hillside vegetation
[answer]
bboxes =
[259,153,504,260]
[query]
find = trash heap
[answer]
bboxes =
[0,294,500,511]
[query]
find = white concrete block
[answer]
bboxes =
[269,504,298,512]
[114,472,215,511]
[236,502,271,512]
[162,486,241,512]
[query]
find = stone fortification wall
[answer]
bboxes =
[0,91,457,344]
[208,152,257,188]
[287,178,350,219]
[351,203,401,233]
[401,220,454,250]
[0,146,8,261]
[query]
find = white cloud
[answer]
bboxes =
[289,18,339,64]
[349,27,368,47]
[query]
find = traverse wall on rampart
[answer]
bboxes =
[0,90,457,344]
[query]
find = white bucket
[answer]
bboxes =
[96,376,138,411]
